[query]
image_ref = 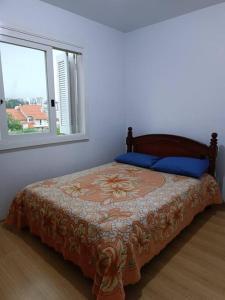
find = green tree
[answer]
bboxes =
[7,113,22,131]
[6,99,26,108]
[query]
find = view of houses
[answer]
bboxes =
[6,97,49,134]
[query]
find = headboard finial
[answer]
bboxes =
[209,132,218,176]
[211,132,218,143]
[126,127,133,152]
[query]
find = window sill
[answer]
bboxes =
[0,133,89,152]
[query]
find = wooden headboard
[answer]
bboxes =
[126,127,218,176]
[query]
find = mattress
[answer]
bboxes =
[6,162,222,300]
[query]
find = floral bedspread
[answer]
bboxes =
[6,162,222,300]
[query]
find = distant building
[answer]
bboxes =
[6,104,48,130]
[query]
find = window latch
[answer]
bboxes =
[0,99,4,105]
[51,99,55,107]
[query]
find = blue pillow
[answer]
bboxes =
[115,152,159,168]
[152,156,209,178]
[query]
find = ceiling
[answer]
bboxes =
[41,0,225,32]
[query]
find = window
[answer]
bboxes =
[0,27,86,150]
[0,41,50,135]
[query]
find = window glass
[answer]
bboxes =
[0,42,49,135]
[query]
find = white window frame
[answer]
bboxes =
[0,26,88,151]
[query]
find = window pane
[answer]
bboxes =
[0,42,49,135]
[53,49,78,135]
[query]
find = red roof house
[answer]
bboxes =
[6,105,48,130]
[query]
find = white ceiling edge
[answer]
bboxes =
[40,0,225,32]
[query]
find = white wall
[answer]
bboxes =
[125,3,225,198]
[0,0,125,219]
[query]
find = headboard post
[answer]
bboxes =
[126,127,133,152]
[209,132,218,176]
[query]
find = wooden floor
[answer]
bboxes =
[1,205,225,300]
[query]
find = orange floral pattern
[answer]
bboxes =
[6,162,222,300]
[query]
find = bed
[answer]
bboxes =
[6,127,222,300]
